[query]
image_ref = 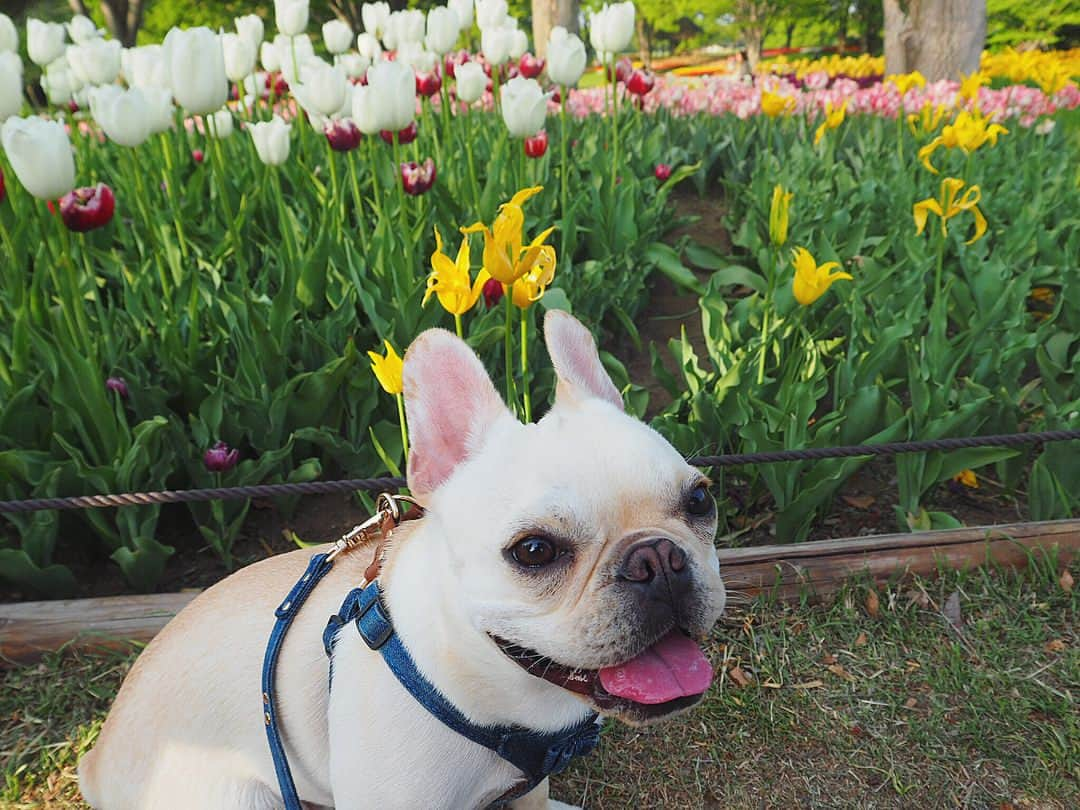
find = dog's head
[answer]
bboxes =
[400,311,725,725]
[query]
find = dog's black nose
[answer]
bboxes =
[618,537,690,594]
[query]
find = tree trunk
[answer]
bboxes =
[784,21,796,50]
[883,0,986,81]
[532,0,580,57]
[637,15,650,67]
[745,35,763,72]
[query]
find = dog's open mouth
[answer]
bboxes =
[492,630,713,718]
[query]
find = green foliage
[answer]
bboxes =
[987,0,1080,48]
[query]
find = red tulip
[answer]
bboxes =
[105,376,129,399]
[654,163,672,181]
[550,87,561,104]
[325,119,362,152]
[444,50,470,78]
[401,158,436,195]
[273,75,290,96]
[203,441,239,472]
[524,130,548,158]
[380,120,418,145]
[607,56,633,84]
[192,149,205,163]
[416,70,442,97]
[627,69,655,96]
[518,53,545,79]
[505,65,520,80]
[482,277,504,307]
[59,183,116,233]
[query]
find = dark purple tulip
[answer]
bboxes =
[105,376,129,399]
[203,441,239,472]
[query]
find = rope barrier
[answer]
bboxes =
[1,429,1077,515]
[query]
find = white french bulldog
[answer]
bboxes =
[79,311,726,810]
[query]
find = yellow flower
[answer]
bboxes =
[1033,63,1071,96]
[917,110,1009,173]
[511,245,557,309]
[760,89,795,117]
[957,71,988,103]
[424,227,489,316]
[1029,286,1055,305]
[813,100,846,146]
[887,71,926,96]
[461,186,555,285]
[907,102,948,136]
[953,469,978,489]
[791,246,852,306]
[769,184,793,247]
[913,177,987,245]
[367,340,403,395]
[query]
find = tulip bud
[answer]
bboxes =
[0,52,22,121]
[416,70,442,98]
[27,19,66,68]
[164,27,228,115]
[425,7,460,56]
[0,13,17,54]
[654,163,672,181]
[1,116,75,200]
[518,53,544,79]
[275,0,309,38]
[401,157,436,195]
[59,183,115,232]
[362,3,392,39]
[351,84,381,134]
[325,118,361,151]
[208,108,234,138]
[501,76,550,138]
[366,59,416,131]
[589,2,636,57]
[249,114,291,165]
[482,277,504,307]
[203,441,239,473]
[260,39,282,73]
[105,376,129,398]
[221,32,257,83]
[476,0,508,32]
[68,14,102,44]
[455,61,486,104]
[192,148,205,163]
[608,56,633,84]
[448,0,474,30]
[293,59,348,117]
[235,14,265,53]
[89,86,153,148]
[380,120,418,145]
[323,19,353,54]
[769,184,793,247]
[356,32,382,61]
[626,69,654,96]
[508,29,528,61]
[524,129,548,158]
[481,27,512,67]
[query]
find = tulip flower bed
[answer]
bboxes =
[1,3,1079,599]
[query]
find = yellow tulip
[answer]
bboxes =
[907,102,948,136]
[887,71,927,96]
[1033,63,1071,96]
[511,245,556,309]
[791,247,852,306]
[917,110,1008,174]
[957,71,988,103]
[813,100,846,146]
[769,184,793,247]
[760,89,795,117]
[913,177,987,245]
[953,469,979,489]
[424,227,489,316]
[461,186,555,285]
[367,340,404,395]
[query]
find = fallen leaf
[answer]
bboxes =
[904,697,918,709]
[822,653,838,665]
[905,660,921,672]
[854,632,868,647]
[827,663,856,682]
[906,589,931,609]
[1060,569,1074,592]
[728,666,752,687]
[865,588,880,618]
[842,494,877,509]
[792,680,824,689]
[1044,639,1067,653]
[943,591,964,631]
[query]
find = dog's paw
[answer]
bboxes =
[548,802,582,810]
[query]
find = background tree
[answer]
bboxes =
[985,0,1080,48]
[531,0,579,58]
[884,0,987,81]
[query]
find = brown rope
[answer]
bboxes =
[1,429,1077,515]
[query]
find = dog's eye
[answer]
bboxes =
[686,484,714,517]
[511,536,559,567]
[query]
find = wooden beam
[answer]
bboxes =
[1,520,1077,665]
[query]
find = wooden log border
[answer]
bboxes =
[2,519,1077,666]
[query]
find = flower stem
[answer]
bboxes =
[520,306,531,422]
[559,88,570,262]
[756,305,770,386]
[396,392,409,464]
[346,150,368,243]
[454,312,463,339]
[504,290,517,416]
[464,107,480,214]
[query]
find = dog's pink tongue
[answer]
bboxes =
[598,631,713,704]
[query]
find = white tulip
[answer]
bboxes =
[260,39,282,72]
[27,19,67,67]
[1,116,75,199]
[0,52,22,121]
[351,84,380,134]
[235,14,265,53]
[455,61,486,104]
[293,59,347,117]
[362,2,391,38]
[163,26,228,115]
[42,59,78,105]
[67,38,122,86]
[501,75,549,137]
[356,32,382,61]
[397,42,435,73]
[508,28,528,60]
[275,0,309,37]
[425,7,460,55]
[142,86,174,134]
[392,10,425,46]
[90,85,152,147]
[449,0,474,30]
[242,71,270,99]
[475,0,508,32]
[322,19,353,54]
[208,108,234,138]
[0,13,17,53]
[250,114,291,165]
[123,45,169,89]
[68,14,102,44]
[590,2,636,57]
[339,53,370,79]
[366,59,415,131]
[221,32,256,83]
[481,27,512,66]
[547,27,586,87]
[276,33,315,85]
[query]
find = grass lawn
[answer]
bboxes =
[3,558,1076,809]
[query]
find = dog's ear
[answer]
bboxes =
[403,329,509,498]
[543,310,623,411]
